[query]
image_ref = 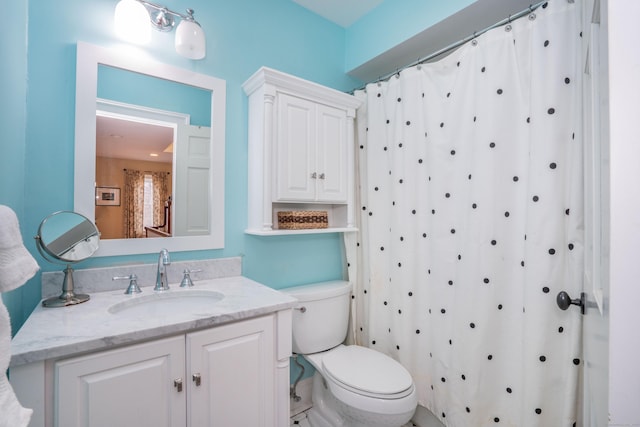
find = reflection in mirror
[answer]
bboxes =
[96,102,176,239]
[35,211,100,307]
[75,42,226,256]
[96,65,212,240]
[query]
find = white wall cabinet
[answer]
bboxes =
[275,93,348,203]
[243,67,362,235]
[11,313,291,427]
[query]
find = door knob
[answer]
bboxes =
[556,291,585,315]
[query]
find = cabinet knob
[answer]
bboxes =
[319,173,325,180]
[174,378,183,392]
[311,172,317,179]
[192,373,202,386]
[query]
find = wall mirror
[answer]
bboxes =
[75,41,226,256]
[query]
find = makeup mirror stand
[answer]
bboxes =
[34,211,100,307]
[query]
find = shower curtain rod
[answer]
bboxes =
[350,0,550,93]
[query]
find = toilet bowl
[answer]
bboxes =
[282,281,417,427]
[304,345,417,427]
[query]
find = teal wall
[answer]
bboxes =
[0,0,32,335]
[3,0,361,336]
[98,65,212,126]
[2,0,478,383]
[344,0,474,72]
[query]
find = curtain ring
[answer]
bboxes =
[471,32,478,46]
[529,13,536,21]
[505,24,512,32]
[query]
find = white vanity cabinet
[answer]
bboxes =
[11,313,290,427]
[56,335,186,427]
[243,67,362,235]
[186,315,276,427]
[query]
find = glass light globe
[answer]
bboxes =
[175,19,206,60]
[114,0,151,44]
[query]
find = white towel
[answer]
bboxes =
[0,205,39,427]
[0,205,39,292]
[0,301,32,427]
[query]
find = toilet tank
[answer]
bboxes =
[282,280,352,354]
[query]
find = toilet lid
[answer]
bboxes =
[322,346,413,396]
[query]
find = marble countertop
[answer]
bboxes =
[10,276,297,367]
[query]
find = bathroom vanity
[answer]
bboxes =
[9,276,296,427]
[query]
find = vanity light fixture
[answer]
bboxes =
[114,0,206,60]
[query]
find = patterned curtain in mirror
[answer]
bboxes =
[123,169,145,238]
[150,171,170,233]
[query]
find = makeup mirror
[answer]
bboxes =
[34,211,100,307]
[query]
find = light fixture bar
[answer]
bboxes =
[136,0,198,31]
[114,0,206,59]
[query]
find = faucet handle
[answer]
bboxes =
[180,269,202,287]
[113,274,142,295]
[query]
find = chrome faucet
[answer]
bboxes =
[154,248,171,291]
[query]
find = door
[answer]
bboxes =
[580,0,609,425]
[579,0,609,427]
[585,1,640,426]
[186,316,276,427]
[55,336,186,427]
[174,124,212,236]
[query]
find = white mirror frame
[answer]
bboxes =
[75,41,226,256]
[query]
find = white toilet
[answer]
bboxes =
[283,280,417,427]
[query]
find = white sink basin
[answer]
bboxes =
[108,290,224,317]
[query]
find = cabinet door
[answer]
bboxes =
[275,93,316,201]
[55,336,186,427]
[187,316,275,427]
[315,104,348,202]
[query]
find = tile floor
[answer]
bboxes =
[289,410,311,427]
[289,409,417,427]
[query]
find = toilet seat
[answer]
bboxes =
[321,345,414,399]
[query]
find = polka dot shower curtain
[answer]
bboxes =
[344,1,584,426]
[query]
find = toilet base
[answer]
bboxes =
[307,372,415,427]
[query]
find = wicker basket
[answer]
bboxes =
[277,210,328,230]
